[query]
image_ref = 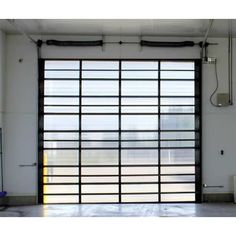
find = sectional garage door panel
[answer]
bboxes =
[38,59,201,204]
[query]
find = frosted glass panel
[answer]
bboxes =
[161,81,194,96]
[44,97,79,105]
[44,185,78,194]
[82,195,118,203]
[161,62,194,70]
[44,195,78,204]
[122,194,158,202]
[122,81,158,96]
[161,115,194,130]
[122,71,158,79]
[44,115,79,130]
[161,194,195,202]
[45,71,79,78]
[82,81,118,95]
[122,61,158,70]
[44,150,78,165]
[45,81,79,96]
[82,115,118,130]
[161,149,195,165]
[82,71,119,79]
[161,71,194,79]
[122,115,158,130]
[81,150,118,165]
[121,150,158,164]
[161,184,195,192]
[45,61,80,70]
[83,61,119,70]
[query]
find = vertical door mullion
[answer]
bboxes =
[158,60,161,203]
[38,59,45,204]
[194,60,202,203]
[119,60,122,203]
[79,60,82,203]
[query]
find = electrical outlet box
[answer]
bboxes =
[217,93,230,106]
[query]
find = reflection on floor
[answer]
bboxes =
[0,203,236,217]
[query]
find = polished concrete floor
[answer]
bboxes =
[1,203,236,217]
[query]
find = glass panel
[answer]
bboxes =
[45,61,80,70]
[81,167,118,175]
[161,141,195,148]
[44,141,79,148]
[161,81,194,96]
[161,115,194,130]
[82,115,118,130]
[121,150,158,165]
[44,106,79,113]
[82,71,119,79]
[122,81,158,96]
[44,115,79,130]
[44,176,78,183]
[82,176,118,183]
[82,185,118,193]
[161,98,194,105]
[161,175,195,182]
[44,185,79,194]
[82,81,118,95]
[122,194,158,202]
[161,106,194,113]
[161,149,195,165]
[82,106,118,113]
[43,150,79,165]
[82,141,118,148]
[43,167,79,176]
[122,176,158,183]
[82,132,118,141]
[122,61,158,70]
[45,71,79,79]
[122,184,158,193]
[161,183,195,192]
[122,115,158,130]
[122,106,158,113]
[161,71,194,79]
[121,132,158,140]
[122,141,158,148]
[44,97,79,105]
[122,98,158,105]
[122,167,158,175]
[81,150,118,165]
[161,132,195,140]
[161,166,195,174]
[44,132,79,140]
[161,62,194,70]
[82,97,118,105]
[44,81,79,96]
[44,195,78,204]
[161,194,195,202]
[122,71,158,79]
[83,61,119,70]
[82,195,118,203]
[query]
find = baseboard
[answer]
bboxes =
[0,194,234,205]
[203,193,234,202]
[0,196,37,206]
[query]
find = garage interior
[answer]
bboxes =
[0,18,236,217]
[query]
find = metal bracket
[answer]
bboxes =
[19,162,37,167]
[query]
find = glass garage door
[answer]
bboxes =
[38,59,201,204]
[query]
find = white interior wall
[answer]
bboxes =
[3,34,236,197]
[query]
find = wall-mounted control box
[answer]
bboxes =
[217,93,230,106]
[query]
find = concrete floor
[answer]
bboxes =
[0,203,236,217]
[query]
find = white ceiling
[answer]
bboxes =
[0,19,235,37]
